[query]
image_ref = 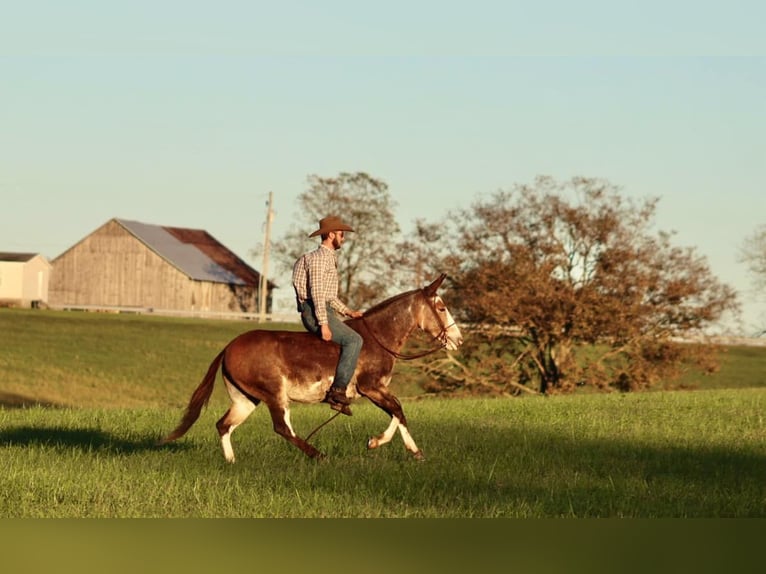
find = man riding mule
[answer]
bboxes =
[292,215,364,416]
[159,274,463,462]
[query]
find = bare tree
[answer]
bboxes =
[739,224,766,336]
[415,176,740,394]
[272,172,401,309]
[391,218,457,289]
[740,224,766,290]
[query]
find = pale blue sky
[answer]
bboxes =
[2,1,764,332]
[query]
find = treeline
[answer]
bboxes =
[272,173,747,395]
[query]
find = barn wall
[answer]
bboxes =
[49,220,257,312]
[189,281,257,313]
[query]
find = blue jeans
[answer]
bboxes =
[300,301,363,390]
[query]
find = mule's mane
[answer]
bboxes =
[362,288,425,318]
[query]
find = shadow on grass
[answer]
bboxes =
[353,418,766,518]
[0,425,189,455]
[0,392,64,409]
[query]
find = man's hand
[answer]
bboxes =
[320,324,333,341]
[348,310,364,319]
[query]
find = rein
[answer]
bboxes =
[362,315,444,360]
[306,410,342,442]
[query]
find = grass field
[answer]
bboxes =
[1,391,763,517]
[1,309,764,517]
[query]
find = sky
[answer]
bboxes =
[2,1,765,333]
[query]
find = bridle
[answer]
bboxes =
[361,291,456,361]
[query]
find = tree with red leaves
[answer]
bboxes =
[409,176,740,394]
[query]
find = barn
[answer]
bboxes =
[0,252,52,308]
[48,218,274,314]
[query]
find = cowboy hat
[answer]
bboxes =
[309,215,355,238]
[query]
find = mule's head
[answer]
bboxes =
[420,274,463,351]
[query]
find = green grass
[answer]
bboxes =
[682,345,766,390]
[0,392,763,517]
[0,308,764,517]
[0,308,301,409]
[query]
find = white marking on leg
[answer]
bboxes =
[220,380,257,463]
[283,406,296,437]
[397,424,420,456]
[367,416,400,449]
[221,428,236,463]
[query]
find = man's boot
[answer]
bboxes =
[324,386,352,416]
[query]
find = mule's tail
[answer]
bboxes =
[158,349,225,445]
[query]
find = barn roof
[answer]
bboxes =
[115,219,270,287]
[0,252,40,263]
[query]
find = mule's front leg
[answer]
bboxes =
[360,384,424,459]
[366,417,398,450]
[397,422,425,461]
[367,416,423,460]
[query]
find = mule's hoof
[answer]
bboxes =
[367,437,379,450]
[306,446,325,460]
[413,450,425,461]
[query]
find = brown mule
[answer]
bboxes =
[159,274,463,461]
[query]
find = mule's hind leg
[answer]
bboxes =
[266,403,324,459]
[358,384,423,460]
[217,379,258,463]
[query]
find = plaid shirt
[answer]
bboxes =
[292,245,351,325]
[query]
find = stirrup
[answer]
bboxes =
[329,402,353,416]
[325,387,351,405]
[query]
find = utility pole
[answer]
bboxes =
[259,191,274,322]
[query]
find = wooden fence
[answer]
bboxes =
[47,303,300,323]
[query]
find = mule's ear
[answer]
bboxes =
[424,273,447,296]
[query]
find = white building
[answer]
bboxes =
[0,253,52,308]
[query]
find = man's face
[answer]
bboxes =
[331,230,346,250]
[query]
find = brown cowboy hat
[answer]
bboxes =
[308,215,355,238]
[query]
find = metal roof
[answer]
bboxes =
[0,252,39,263]
[116,219,260,286]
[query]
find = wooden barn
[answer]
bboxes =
[48,218,274,314]
[0,252,52,308]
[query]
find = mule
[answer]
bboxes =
[159,274,463,461]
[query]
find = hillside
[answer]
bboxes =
[1,308,764,409]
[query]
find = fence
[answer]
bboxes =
[47,304,301,323]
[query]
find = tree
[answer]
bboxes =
[272,172,401,309]
[391,218,460,288]
[740,224,766,291]
[414,176,740,394]
[739,224,766,335]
